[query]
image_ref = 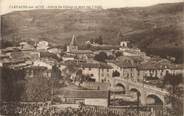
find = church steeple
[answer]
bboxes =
[67,35,78,52]
[70,35,77,46]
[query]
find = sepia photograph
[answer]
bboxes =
[0,0,183,116]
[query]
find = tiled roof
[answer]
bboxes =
[0,54,9,58]
[9,63,32,69]
[114,61,137,68]
[68,50,93,54]
[90,45,119,51]
[2,47,20,52]
[108,59,137,68]
[138,62,167,70]
[3,59,25,65]
[81,63,113,69]
[40,52,58,59]
[63,54,75,58]
[63,60,79,66]
[117,56,144,63]
[62,61,112,69]
[167,64,184,70]
[137,61,182,70]
[137,58,174,70]
[25,66,48,70]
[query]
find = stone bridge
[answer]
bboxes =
[110,77,169,105]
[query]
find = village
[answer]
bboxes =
[0,34,183,116]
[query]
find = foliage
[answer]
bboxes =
[163,73,184,116]
[165,95,183,116]
[90,36,103,45]
[1,67,26,101]
[115,51,122,58]
[163,73,183,94]
[95,36,103,45]
[25,77,52,102]
[94,52,108,62]
[1,67,52,102]
[63,43,67,52]
[51,64,62,79]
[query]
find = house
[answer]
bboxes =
[19,42,34,51]
[137,60,184,81]
[120,41,129,48]
[36,41,49,51]
[40,51,59,60]
[10,51,26,60]
[2,47,20,53]
[94,50,114,57]
[119,41,147,58]
[81,63,113,82]
[48,47,62,55]
[33,59,53,70]
[62,54,75,61]
[22,51,40,60]
[107,57,139,82]
[2,59,26,67]
[168,64,184,75]
[24,66,51,79]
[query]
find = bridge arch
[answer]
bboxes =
[115,83,126,93]
[146,94,163,105]
[129,88,141,96]
[129,88,141,102]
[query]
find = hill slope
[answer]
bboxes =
[1,2,184,62]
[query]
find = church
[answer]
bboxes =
[67,35,78,52]
[66,35,93,61]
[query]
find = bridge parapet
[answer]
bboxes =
[112,77,169,95]
[110,77,170,105]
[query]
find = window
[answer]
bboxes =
[101,72,104,77]
[131,73,133,77]
[127,73,129,78]
[137,71,140,76]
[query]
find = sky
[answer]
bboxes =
[1,0,183,15]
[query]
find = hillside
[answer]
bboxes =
[1,2,184,63]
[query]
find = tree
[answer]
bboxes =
[1,67,26,101]
[25,77,51,101]
[97,36,103,45]
[51,64,61,79]
[94,52,108,62]
[90,38,94,43]
[163,73,184,116]
[115,51,122,58]
[163,73,183,94]
[94,36,103,45]
[63,43,67,52]
[108,55,115,60]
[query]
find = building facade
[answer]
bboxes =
[81,63,113,83]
